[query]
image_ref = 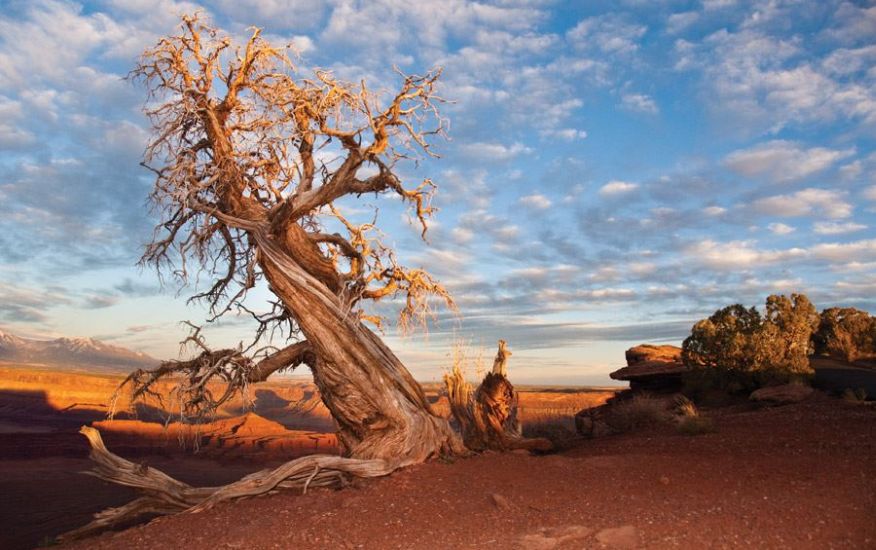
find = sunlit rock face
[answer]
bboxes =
[624,344,682,366]
[610,344,687,392]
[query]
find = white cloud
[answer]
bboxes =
[839,160,863,181]
[825,2,876,46]
[451,227,475,244]
[753,188,852,219]
[863,185,876,201]
[599,180,639,196]
[519,194,552,210]
[567,14,646,55]
[461,141,532,161]
[811,239,876,263]
[666,11,699,34]
[575,287,637,300]
[724,140,855,183]
[620,92,659,114]
[703,206,727,216]
[628,262,656,276]
[289,35,316,54]
[821,45,876,77]
[214,0,326,30]
[682,24,876,134]
[767,222,795,235]
[540,128,588,141]
[702,0,737,10]
[685,239,806,269]
[320,0,546,54]
[0,96,35,148]
[812,221,867,235]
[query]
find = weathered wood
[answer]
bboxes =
[446,340,552,452]
[61,16,541,543]
[58,426,395,542]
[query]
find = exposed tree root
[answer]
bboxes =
[445,340,553,452]
[58,426,395,543]
[60,340,541,543]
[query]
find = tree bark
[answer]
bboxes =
[445,340,552,452]
[256,231,464,464]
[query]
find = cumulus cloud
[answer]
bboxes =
[685,239,806,269]
[679,16,876,134]
[620,92,659,114]
[320,0,546,56]
[703,206,727,216]
[724,140,854,183]
[811,239,876,262]
[540,128,588,141]
[567,14,646,55]
[825,2,876,46]
[813,221,867,235]
[753,188,852,219]
[519,194,552,209]
[666,11,699,34]
[768,222,795,235]
[599,180,639,196]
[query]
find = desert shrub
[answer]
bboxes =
[603,393,671,433]
[522,418,578,450]
[814,307,876,363]
[755,294,819,374]
[672,396,715,435]
[677,415,715,435]
[682,294,819,391]
[674,395,697,417]
[682,304,763,372]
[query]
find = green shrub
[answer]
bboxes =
[815,308,876,363]
[682,294,819,393]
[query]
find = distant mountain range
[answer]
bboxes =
[0,329,158,371]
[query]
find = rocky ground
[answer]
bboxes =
[63,394,875,550]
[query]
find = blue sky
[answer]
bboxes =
[1,0,875,385]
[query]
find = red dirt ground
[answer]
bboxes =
[0,365,615,549]
[64,395,875,550]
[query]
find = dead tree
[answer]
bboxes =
[445,340,551,451]
[60,15,544,541]
[117,14,463,462]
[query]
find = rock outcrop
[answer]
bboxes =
[749,383,814,405]
[577,344,686,437]
[624,344,682,365]
[610,344,687,392]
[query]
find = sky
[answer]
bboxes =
[1,0,875,386]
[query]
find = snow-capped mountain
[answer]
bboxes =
[0,329,158,371]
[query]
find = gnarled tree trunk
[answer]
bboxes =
[258,245,463,463]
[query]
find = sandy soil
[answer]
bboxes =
[63,396,875,550]
[0,365,615,549]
